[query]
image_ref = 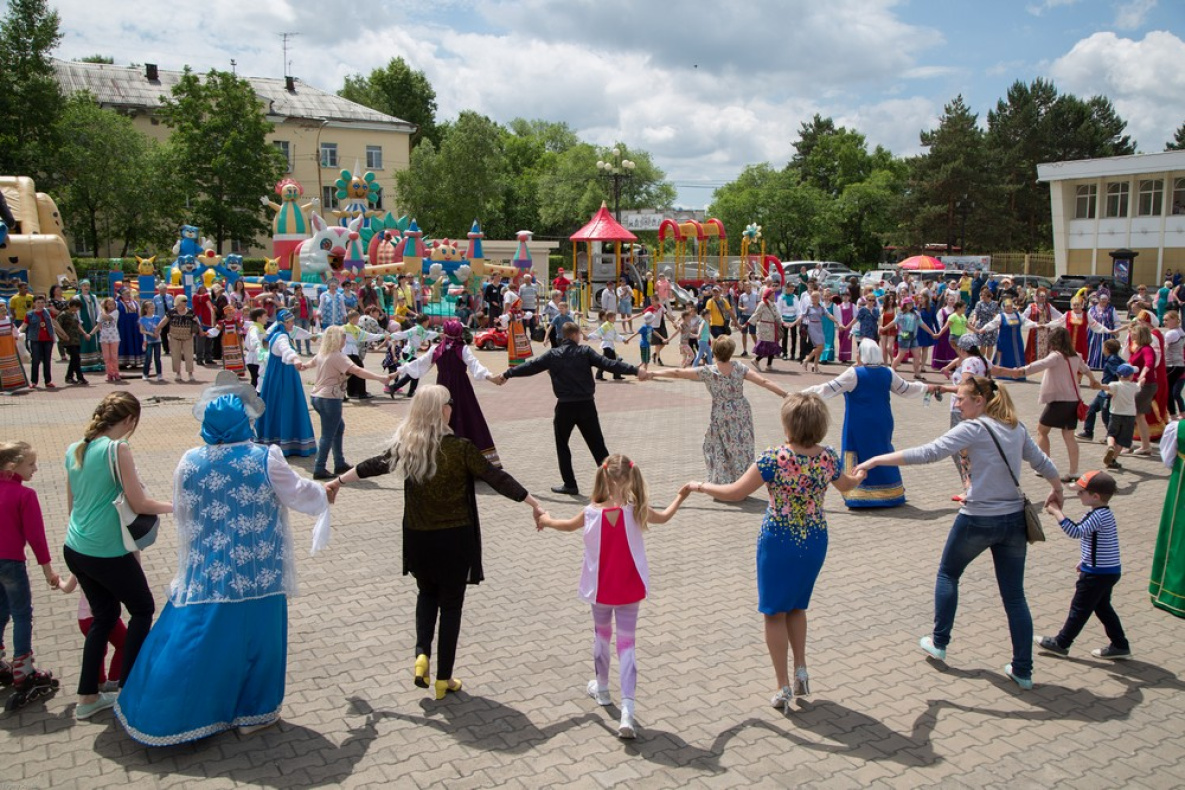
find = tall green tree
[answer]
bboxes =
[708,164,826,260]
[339,58,439,148]
[159,68,286,252]
[0,0,64,178]
[1165,121,1185,151]
[536,142,674,235]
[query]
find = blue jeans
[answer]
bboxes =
[295,318,312,354]
[0,559,33,657]
[311,397,346,474]
[143,342,162,377]
[693,339,713,366]
[933,511,1032,678]
[1081,390,1110,436]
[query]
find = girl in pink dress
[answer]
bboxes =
[535,455,689,740]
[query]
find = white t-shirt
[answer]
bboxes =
[738,291,759,314]
[1106,380,1140,417]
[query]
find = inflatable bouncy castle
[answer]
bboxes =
[0,176,78,298]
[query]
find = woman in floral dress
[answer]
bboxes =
[681,393,865,709]
[970,288,1001,365]
[653,335,786,484]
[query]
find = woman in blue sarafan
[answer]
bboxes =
[116,373,331,745]
[803,339,933,507]
[256,309,316,456]
[974,298,1036,381]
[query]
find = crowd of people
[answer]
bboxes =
[0,263,1182,746]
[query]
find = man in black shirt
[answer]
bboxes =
[494,321,652,494]
[483,273,504,323]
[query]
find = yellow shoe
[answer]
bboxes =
[434,678,462,700]
[414,655,430,689]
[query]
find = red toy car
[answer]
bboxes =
[475,327,508,350]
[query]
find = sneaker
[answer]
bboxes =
[919,636,946,661]
[617,703,637,739]
[76,691,118,720]
[1091,645,1133,660]
[1035,636,1069,657]
[586,680,611,706]
[1004,664,1033,690]
[1075,431,1093,440]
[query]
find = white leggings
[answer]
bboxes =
[591,602,639,701]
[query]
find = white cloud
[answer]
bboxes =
[1114,0,1157,30]
[1026,0,1081,16]
[1049,30,1185,152]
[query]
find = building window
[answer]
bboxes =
[230,239,246,254]
[320,142,338,168]
[366,145,383,170]
[273,140,292,172]
[1170,177,1184,216]
[1074,184,1097,219]
[1137,179,1164,217]
[322,185,335,210]
[1104,182,1129,218]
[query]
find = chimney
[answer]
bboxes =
[146,63,158,81]
[285,76,296,93]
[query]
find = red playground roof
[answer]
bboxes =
[570,202,638,243]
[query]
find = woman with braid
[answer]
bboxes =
[63,393,172,719]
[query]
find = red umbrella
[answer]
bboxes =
[898,255,945,271]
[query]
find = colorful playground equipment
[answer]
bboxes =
[0,176,78,298]
[656,217,728,283]
[261,177,318,279]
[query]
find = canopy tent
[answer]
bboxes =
[569,202,638,315]
[898,255,945,271]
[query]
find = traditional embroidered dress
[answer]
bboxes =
[398,321,501,466]
[820,300,836,362]
[978,310,1034,380]
[116,409,329,745]
[1060,309,1092,359]
[0,313,28,391]
[213,318,245,376]
[804,365,927,508]
[1130,327,1170,441]
[835,301,856,363]
[1087,303,1118,369]
[1152,421,1185,617]
[930,304,958,369]
[77,289,104,372]
[750,300,783,359]
[116,297,144,367]
[1024,302,1063,364]
[256,321,316,456]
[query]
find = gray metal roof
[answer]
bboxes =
[53,59,416,131]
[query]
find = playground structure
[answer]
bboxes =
[0,176,78,299]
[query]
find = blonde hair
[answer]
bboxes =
[0,441,33,476]
[1131,323,1152,347]
[591,454,651,530]
[780,392,829,445]
[74,392,141,467]
[384,385,453,484]
[712,335,735,361]
[318,325,346,357]
[961,375,1018,428]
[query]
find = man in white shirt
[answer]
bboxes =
[600,279,618,315]
[737,282,759,357]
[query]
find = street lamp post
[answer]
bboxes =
[596,148,636,223]
[957,193,972,253]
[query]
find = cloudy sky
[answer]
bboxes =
[49,0,1185,207]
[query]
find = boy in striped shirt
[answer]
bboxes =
[1038,470,1132,659]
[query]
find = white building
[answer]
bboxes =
[1037,150,1185,286]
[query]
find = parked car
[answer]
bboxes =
[1049,275,1133,312]
[989,274,1056,293]
[861,270,899,288]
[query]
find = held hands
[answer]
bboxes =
[40,565,59,589]
[1044,487,1064,510]
[853,458,878,475]
[677,482,693,499]
[324,479,340,505]
[490,373,506,386]
[637,369,654,382]
[850,467,868,483]
[533,508,549,531]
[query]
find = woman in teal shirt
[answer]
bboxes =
[63,392,172,720]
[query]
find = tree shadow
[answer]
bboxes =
[90,702,386,789]
[347,695,599,754]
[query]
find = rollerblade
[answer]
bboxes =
[5,670,59,711]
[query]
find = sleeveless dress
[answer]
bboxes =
[755,445,841,612]
[1152,423,1185,617]
[995,311,1027,379]
[256,329,315,456]
[116,298,144,366]
[841,366,906,508]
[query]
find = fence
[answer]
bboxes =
[989,252,1056,278]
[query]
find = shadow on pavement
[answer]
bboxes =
[860,504,960,522]
[348,695,600,754]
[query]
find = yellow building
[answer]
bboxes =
[53,59,415,257]
[1038,150,1185,286]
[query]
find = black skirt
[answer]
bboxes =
[1039,400,1079,430]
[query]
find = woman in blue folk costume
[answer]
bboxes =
[819,289,837,363]
[116,373,331,744]
[975,298,1032,381]
[256,309,316,457]
[804,339,934,508]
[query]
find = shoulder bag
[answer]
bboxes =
[1066,356,1088,422]
[980,421,1046,543]
[107,441,160,552]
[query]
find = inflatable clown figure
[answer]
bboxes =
[512,229,534,283]
[261,178,318,278]
[332,166,381,229]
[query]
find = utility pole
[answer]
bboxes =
[279,32,298,78]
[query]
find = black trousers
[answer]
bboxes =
[411,528,472,681]
[781,321,798,359]
[247,363,260,388]
[63,545,155,694]
[596,348,623,380]
[346,354,368,397]
[29,339,54,385]
[1055,572,1128,651]
[554,400,610,488]
[64,345,82,382]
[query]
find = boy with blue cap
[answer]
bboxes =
[1102,364,1140,469]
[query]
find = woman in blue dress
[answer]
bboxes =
[256,309,316,457]
[975,298,1033,381]
[116,374,331,745]
[115,287,144,368]
[804,339,933,508]
[1087,294,1118,369]
[681,392,864,710]
[916,291,939,366]
[819,290,837,363]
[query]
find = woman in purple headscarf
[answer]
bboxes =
[396,320,501,466]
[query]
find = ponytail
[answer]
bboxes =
[962,375,1018,428]
[74,393,141,467]
[591,454,650,530]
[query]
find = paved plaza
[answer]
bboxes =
[2,344,1183,789]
